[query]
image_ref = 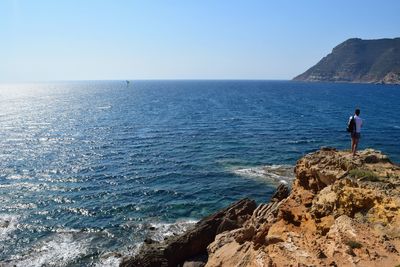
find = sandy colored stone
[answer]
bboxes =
[205,148,400,267]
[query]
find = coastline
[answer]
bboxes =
[121,148,400,266]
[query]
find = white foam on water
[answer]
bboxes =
[12,232,90,267]
[38,175,79,183]
[66,207,92,216]
[107,242,142,265]
[148,219,197,242]
[6,173,32,180]
[286,139,317,144]
[232,164,295,185]
[52,196,74,204]
[0,182,64,192]
[8,202,37,210]
[233,167,266,177]
[97,105,112,110]
[95,253,122,267]
[0,214,19,242]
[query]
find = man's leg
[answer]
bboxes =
[351,136,356,155]
[353,137,359,155]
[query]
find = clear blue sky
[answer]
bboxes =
[1,0,399,82]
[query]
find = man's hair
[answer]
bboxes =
[355,109,360,116]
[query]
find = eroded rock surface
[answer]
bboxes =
[206,148,400,267]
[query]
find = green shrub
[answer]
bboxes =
[349,169,379,181]
[346,240,362,249]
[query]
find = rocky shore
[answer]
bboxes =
[121,148,400,267]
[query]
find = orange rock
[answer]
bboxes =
[206,148,400,267]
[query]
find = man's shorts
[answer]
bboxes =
[351,132,361,139]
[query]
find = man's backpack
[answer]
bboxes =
[347,116,355,133]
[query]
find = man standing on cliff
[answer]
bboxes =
[349,109,363,156]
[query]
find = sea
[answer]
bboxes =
[0,80,399,266]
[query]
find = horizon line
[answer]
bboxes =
[0,78,295,84]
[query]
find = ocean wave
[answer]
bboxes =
[65,207,92,217]
[286,139,317,144]
[120,219,197,243]
[232,164,295,185]
[147,219,197,242]
[10,232,90,267]
[0,182,65,192]
[97,105,112,110]
[52,196,74,204]
[6,174,32,180]
[95,253,122,267]
[7,203,37,210]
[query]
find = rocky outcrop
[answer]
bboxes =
[293,38,400,84]
[206,148,400,266]
[120,148,400,266]
[120,198,257,267]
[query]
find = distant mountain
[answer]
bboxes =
[293,38,400,84]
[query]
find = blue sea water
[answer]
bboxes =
[0,80,399,266]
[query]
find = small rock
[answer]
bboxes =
[370,251,379,260]
[0,220,10,228]
[385,242,398,253]
[321,147,337,151]
[316,249,327,259]
[364,155,380,164]
[182,254,207,267]
[346,247,356,257]
[183,261,205,267]
[270,184,290,202]
[266,235,284,245]
[144,238,155,244]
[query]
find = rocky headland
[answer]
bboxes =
[293,38,400,84]
[121,148,400,267]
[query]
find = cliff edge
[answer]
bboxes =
[293,38,400,84]
[121,148,400,266]
[207,148,400,267]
